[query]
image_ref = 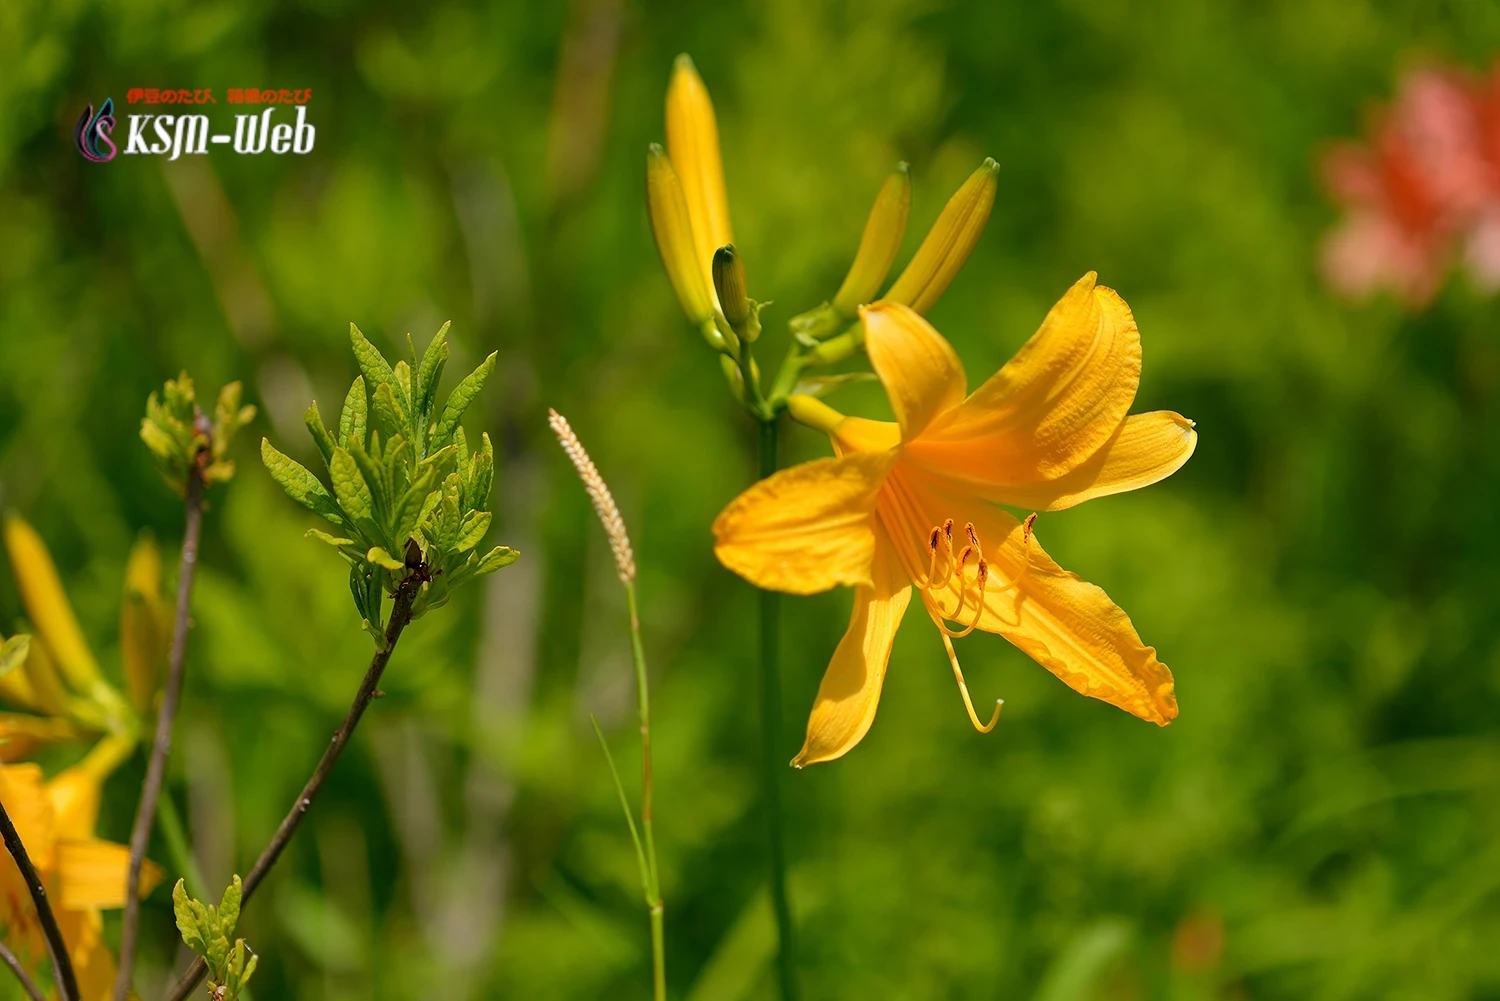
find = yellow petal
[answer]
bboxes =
[4,515,102,691]
[884,158,999,314]
[47,767,101,842]
[0,712,80,763]
[55,839,161,910]
[893,467,1177,724]
[120,533,166,714]
[59,907,116,1001]
[910,273,1143,488]
[832,163,912,315]
[793,526,911,767]
[0,763,56,870]
[666,54,733,304]
[713,451,896,595]
[861,303,967,441]
[647,144,717,327]
[926,411,1197,512]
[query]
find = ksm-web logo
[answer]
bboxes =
[75,98,117,162]
[74,89,316,162]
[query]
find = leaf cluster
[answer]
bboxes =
[173,876,257,1000]
[261,323,518,641]
[140,374,257,492]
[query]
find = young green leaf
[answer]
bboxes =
[262,439,346,527]
[304,401,337,467]
[349,323,398,399]
[339,376,367,449]
[371,381,407,440]
[329,448,380,541]
[415,322,451,422]
[431,351,497,451]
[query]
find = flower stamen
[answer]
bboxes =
[942,632,1002,732]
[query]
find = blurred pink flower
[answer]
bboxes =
[1320,64,1500,305]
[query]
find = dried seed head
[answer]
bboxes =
[548,409,636,584]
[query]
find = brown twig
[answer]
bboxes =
[0,800,79,1001]
[163,573,423,1001]
[0,937,45,1001]
[114,464,206,1001]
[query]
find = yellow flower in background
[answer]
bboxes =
[646,54,1000,346]
[0,515,162,755]
[714,274,1197,765]
[0,738,160,999]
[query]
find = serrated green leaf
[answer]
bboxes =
[349,323,398,401]
[454,510,491,552]
[396,466,439,543]
[468,433,494,510]
[418,443,458,480]
[371,381,406,440]
[447,545,519,589]
[173,880,207,955]
[261,439,346,527]
[394,359,412,409]
[188,896,212,938]
[454,426,469,473]
[329,448,380,542]
[0,635,30,680]
[348,439,390,537]
[339,377,367,449]
[207,931,228,977]
[415,322,450,424]
[219,876,242,937]
[430,351,496,451]
[304,401,336,467]
[434,473,463,550]
[384,436,410,502]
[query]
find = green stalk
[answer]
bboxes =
[627,580,666,1001]
[756,415,799,1001]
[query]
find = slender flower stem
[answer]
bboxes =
[0,939,44,1001]
[625,581,666,1001]
[756,415,799,1001]
[0,799,78,1001]
[115,467,205,1001]
[164,575,422,1001]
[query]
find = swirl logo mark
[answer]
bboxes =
[74,98,117,162]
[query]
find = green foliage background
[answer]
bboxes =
[3,0,1500,997]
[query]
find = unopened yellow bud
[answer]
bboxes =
[832,163,911,315]
[3,514,102,691]
[885,157,998,314]
[712,245,750,329]
[666,54,734,304]
[646,144,716,328]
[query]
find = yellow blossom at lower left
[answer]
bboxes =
[0,756,161,1000]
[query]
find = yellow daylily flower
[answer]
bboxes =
[713,274,1197,766]
[0,515,161,748]
[0,740,160,1000]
